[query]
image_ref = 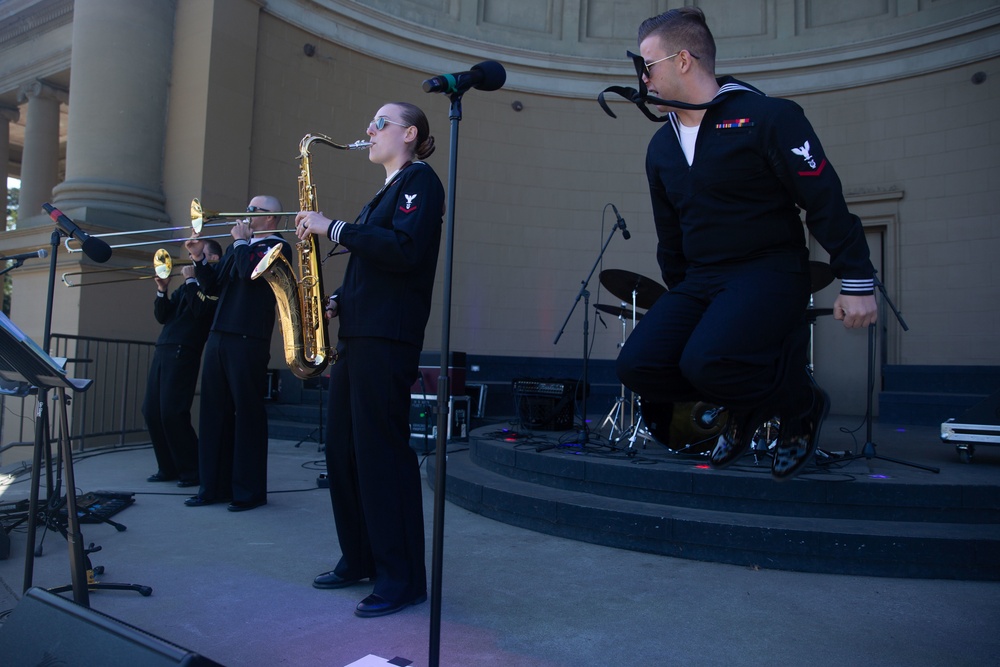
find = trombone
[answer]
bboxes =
[62,248,197,287]
[62,198,300,253]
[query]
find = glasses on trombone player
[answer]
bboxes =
[61,199,299,253]
[61,248,212,287]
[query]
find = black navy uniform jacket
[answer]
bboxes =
[153,279,215,350]
[330,161,445,347]
[194,234,292,339]
[645,76,875,294]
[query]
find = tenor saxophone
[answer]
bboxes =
[251,134,370,379]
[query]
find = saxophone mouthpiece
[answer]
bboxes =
[349,140,372,150]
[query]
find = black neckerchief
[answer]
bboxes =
[323,161,417,261]
[598,52,762,122]
[357,160,414,225]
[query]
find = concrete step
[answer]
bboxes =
[426,425,1000,580]
[430,451,999,580]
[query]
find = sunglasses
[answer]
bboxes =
[368,116,410,131]
[246,206,272,213]
[629,50,701,79]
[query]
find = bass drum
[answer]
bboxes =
[639,399,727,455]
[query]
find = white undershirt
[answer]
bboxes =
[678,121,700,166]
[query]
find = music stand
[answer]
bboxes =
[0,311,95,605]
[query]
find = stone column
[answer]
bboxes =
[16,81,65,222]
[0,106,18,226]
[51,0,177,225]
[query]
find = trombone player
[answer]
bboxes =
[183,197,292,512]
[143,240,222,487]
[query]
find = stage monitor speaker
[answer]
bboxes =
[0,587,223,666]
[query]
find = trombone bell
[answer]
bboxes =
[189,197,300,234]
[154,248,173,279]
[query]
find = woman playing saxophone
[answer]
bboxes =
[294,102,443,619]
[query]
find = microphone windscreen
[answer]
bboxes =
[472,61,506,91]
[83,237,113,264]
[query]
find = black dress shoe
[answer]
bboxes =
[184,496,216,507]
[312,571,370,590]
[354,592,427,618]
[147,472,177,482]
[176,479,200,488]
[227,499,266,512]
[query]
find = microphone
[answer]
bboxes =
[0,248,48,262]
[611,204,631,240]
[422,60,506,95]
[41,203,113,263]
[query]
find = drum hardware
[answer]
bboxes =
[612,263,841,465]
[619,399,726,458]
[599,269,667,310]
[596,270,665,447]
[619,413,657,455]
[596,302,643,443]
[594,303,644,322]
[749,418,780,465]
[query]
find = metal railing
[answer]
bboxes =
[0,334,155,456]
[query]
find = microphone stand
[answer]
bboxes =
[822,272,939,474]
[552,215,626,446]
[0,258,26,277]
[21,219,145,605]
[428,89,462,667]
[23,226,71,594]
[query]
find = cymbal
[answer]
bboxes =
[595,303,643,321]
[810,261,834,294]
[599,269,667,310]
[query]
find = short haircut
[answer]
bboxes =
[638,7,716,74]
[203,238,223,258]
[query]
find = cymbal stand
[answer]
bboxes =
[605,291,653,456]
[600,304,634,444]
[621,410,656,456]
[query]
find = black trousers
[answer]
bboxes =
[196,332,271,503]
[617,266,813,419]
[325,337,426,603]
[141,344,202,482]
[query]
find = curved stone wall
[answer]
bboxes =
[269,0,1000,96]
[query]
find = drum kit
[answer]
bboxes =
[597,262,837,461]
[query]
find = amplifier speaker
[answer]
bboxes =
[513,378,577,431]
[409,394,470,453]
[0,587,223,666]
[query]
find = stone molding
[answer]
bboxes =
[0,0,72,48]
[267,0,1000,98]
